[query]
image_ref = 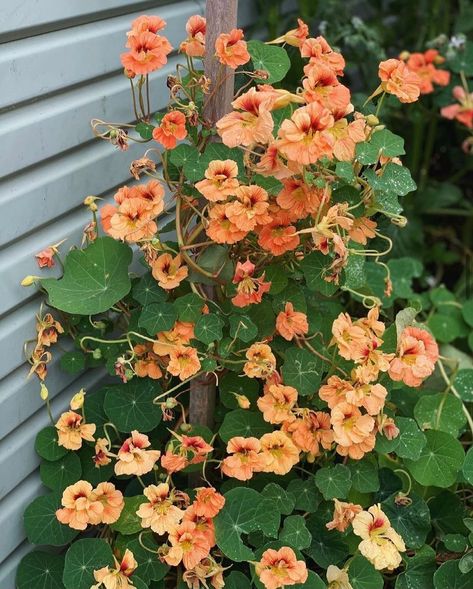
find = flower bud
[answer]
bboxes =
[124,369,134,381]
[365,114,379,126]
[124,68,136,79]
[70,389,86,410]
[399,50,410,61]
[84,195,99,212]
[234,393,250,409]
[180,423,192,433]
[391,215,408,227]
[21,275,39,286]
[92,348,102,359]
[40,383,49,401]
[165,397,178,409]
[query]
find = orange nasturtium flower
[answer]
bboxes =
[56,480,103,530]
[195,159,239,202]
[275,302,309,341]
[91,482,125,524]
[152,110,188,149]
[114,430,161,476]
[378,58,421,103]
[257,384,298,424]
[180,15,206,57]
[388,326,439,387]
[403,49,450,94]
[243,343,277,379]
[121,31,172,76]
[221,436,265,481]
[268,18,309,48]
[215,28,250,69]
[255,547,308,589]
[441,86,473,129]
[92,549,138,589]
[259,430,300,475]
[231,259,271,307]
[326,498,363,532]
[151,253,188,289]
[164,520,211,570]
[55,410,96,451]
[193,487,225,518]
[137,483,184,534]
[128,15,167,35]
[352,505,406,571]
[167,345,201,380]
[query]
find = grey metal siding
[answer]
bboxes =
[0,1,259,587]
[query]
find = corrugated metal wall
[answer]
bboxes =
[0,1,260,586]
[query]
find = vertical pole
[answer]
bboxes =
[188,0,238,429]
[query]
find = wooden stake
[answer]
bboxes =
[188,0,238,429]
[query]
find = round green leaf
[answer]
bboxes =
[60,351,86,374]
[279,515,312,550]
[459,552,473,574]
[462,299,473,327]
[349,554,384,589]
[35,426,67,461]
[287,477,322,512]
[174,293,204,322]
[434,560,473,589]
[132,273,167,306]
[247,40,290,83]
[265,264,288,294]
[405,430,465,488]
[348,458,380,493]
[218,372,260,409]
[218,409,272,443]
[79,445,114,486]
[454,369,473,402]
[111,496,145,535]
[24,493,78,546]
[414,393,466,436]
[463,447,473,484]
[104,379,162,432]
[40,452,82,491]
[315,464,352,499]
[262,483,295,515]
[225,571,252,589]
[138,302,177,335]
[305,517,349,568]
[17,551,65,589]
[396,545,436,589]
[300,251,338,296]
[195,313,225,344]
[228,315,258,343]
[42,237,132,315]
[393,417,427,461]
[443,534,468,552]
[428,314,462,343]
[63,539,114,589]
[382,493,431,549]
[282,348,323,396]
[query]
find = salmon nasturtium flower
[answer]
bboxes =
[35,247,56,268]
[55,410,96,451]
[403,49,450,94]
[195,159,239,202]
[260,430,300,475]
[93,437,112,468]
[331,402,376,460]
[231,259,271,307]
[193,487,225,518]
[268,18,309,48]
[128,15,167,35]
[182,504,216,549]
[121,31,172,76]
[153,110,188,149]
[226,185,271,231]
[326,498,363,532]
[206,203,248,244]
[352,505,406,570]
[282,410,333,457]
[215,28,250,69]
[56,480,103,530]
[275,302,309,341]
[180,15,206,57]
[92,549,138,589]
[107,198,157,242]
[92,482,125,524]
[133,343,163,379]
[257,216,300,256]
[378,59,421,103]
[115,430,161,476]
[300,36,346,77]
[255,547,308,589]
[388,326,439,387]
[151,253,188,289]
[152,321,194,356]
[137,483,184,534]
[243,343,277,379]
[221,436,265,481]
[167,345,201,380]
[441,86,473,129]
[164,520,211,569]
[257,384,298,424]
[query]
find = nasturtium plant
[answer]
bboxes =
[18,8,472,589]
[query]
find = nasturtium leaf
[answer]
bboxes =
[110,496,145,535]
[366,163,417,196]
[294,571,326,589]
[265,264,289,294]
[396,545,436,589]
[194,313,225,344]
[279,515,312,550]
[247,302,277,339]
[60,351,86,374]
[315,464,352,499]
[459,552,473,574]
[42,237,132,315]
[394,306,418,339]
[247,40,291,83]
[305,517,349,568]
[35,426,67,461]
[254,174,283,195]
[405,430,464,488]
[414,392,466,436]
[282,348,323,396]
[63,539,114,589]
[373,190,403,216]
[393,417,427,461]
[344,252,366,290]
[428,313,463,343]
[335,161,355,182]
[104,379,162,432]
[225,571,252,589]
[443,534,468,552]
[214,487,261,561]
[169,143,199,167]
[261,483,296,515]
[388,258,422,299]
[287,477,322,512]
[429,491,468,535]
[228,315,258,343]
[24,493,78,546]
[454,369,473,402]
[462,299,473,327]
[139,302,177,335]
[348,554,384,589]
[218,409,272,443]
[174,293,204,322]
[356,129,405,165]
[272,281,307,314]
[382,493,431,549]
[132,274,167,306]
[40,452,82,491]
[135,122,154,139]
[83,387,109,426]
[255,498,281,537]
[463,447,473,484]
[300,251,338,296]
[348,458,380,493]
[218,372,260,409]
[17,551,65,589]
[433,560,473,589]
